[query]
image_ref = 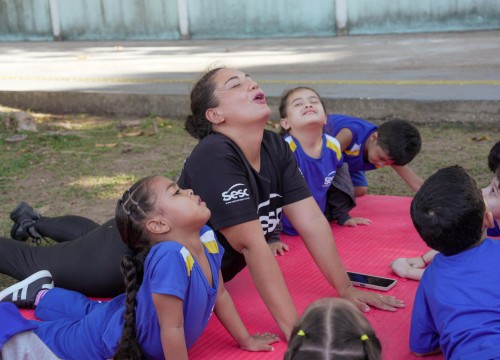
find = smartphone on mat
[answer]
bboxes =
[347,271,397,292]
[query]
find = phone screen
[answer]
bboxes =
[347,272,395,287]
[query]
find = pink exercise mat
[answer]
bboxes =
[21,195,444,360]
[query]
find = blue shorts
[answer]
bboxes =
[349,170,368,187]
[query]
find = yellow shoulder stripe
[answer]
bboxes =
[325,135,342,161]
[201,230,219,254]
[180,247,194,276]
[284,136,297,152]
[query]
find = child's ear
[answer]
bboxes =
[146,218,171,234]
[368,132,378,144]
[483,207,494,230]
[205,109,224,124]
[280,117,291,130]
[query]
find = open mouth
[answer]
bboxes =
[253,92,266,103]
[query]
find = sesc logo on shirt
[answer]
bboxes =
[222,183,250,204]
[323,171,336,187]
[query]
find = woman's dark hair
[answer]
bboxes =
[285,298,382,360]
[184,67,224,140]
[278,87,327,136]
[113,176,158,360]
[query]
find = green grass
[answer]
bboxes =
[0,108,498,289]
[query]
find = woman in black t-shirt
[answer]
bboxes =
[178,67,404,340]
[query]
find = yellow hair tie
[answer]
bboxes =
[360,334,369,341]
[297,329,306,336]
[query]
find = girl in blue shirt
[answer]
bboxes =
[0,176,279,359]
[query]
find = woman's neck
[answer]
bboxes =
[219,123,265,170]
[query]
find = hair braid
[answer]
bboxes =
[114,176,157,359]
[113,251,148,359]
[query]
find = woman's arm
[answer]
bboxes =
[391,165,424,192]
[214,272,279,351]
[219,220,298,340]
[284,197,405,312]
[152,293,188,360]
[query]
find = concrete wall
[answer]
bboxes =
[56,0,180,40]
[188,0,336,39]
[348,0,500,35]
[0,0,53,41]
[0,0,499,41]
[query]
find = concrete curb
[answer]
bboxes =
[1,91,499,126]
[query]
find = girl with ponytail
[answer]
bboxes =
[285,298,382,360]
[1,176,278,359]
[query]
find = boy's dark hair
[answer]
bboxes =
[285,298,382,360]
[376,120,421,166]
[114,176,157,359]
[488,140,500,173]
[410,166,485,256]
[278,87,326,136]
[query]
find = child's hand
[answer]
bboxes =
[390,257,426,280]
[239,332,280,352]
[269,241,289,256]
[342,217,372,227]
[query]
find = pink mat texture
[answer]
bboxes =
[21,195,445,359]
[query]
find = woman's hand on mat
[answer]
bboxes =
[239,332,280,352]
[390,257,426,280]
[342,216,372,227]
[343,286,405,312]
[269,241,289,256]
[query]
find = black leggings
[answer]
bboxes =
[0,216,135,297]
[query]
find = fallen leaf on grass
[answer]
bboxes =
[117,131,143,138]
[95,143,117,148]
[468,135,490,142]
[5,134,28,143]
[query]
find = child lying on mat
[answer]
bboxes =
[285,298,382,360]
[268,87,372,255]
[409,166,500,359]
[391,140,500,280]
[0,176,279,360]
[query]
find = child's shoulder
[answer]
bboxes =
[326,114,377,136]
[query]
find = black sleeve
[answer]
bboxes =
[178,134,259,231]
[265,131,311,207]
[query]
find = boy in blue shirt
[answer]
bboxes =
[325,115,423,196]
[409,166,500,359]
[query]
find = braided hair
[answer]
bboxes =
[184,67,224,140]
[113,176,158,360]
[285,298,382,360]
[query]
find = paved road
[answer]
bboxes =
[1,30,499,123]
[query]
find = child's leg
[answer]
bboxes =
[33,295,124,360]
[350,170,369,196]
[325,163,356,224]
[35,288,106,321]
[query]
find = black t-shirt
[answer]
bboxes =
[178,130,311,281]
